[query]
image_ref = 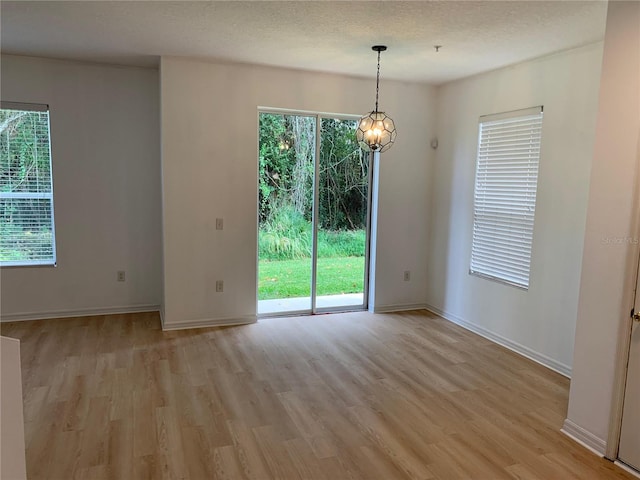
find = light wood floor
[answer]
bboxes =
[1,310,635,480]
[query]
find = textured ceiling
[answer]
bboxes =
[1,1,607,84]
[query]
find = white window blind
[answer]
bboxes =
[0,102,56,267]
[470,106,543,289]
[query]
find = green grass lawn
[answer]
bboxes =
[258,256,365,300]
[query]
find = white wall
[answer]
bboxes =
[566,0,640,452]
[0,55,162,320]
[426,43,604,375]
[160,57,436,327]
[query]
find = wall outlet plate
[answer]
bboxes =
[216,280,224,292]
[404,270,410,281]
[216,218,224,230]
[117,271,126,282]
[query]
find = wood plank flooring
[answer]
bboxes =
[1,310,635,480]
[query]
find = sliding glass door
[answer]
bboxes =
[315,117,369,310]
[257,111,370,316]
[257,113,315,314]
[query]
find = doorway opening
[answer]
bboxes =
[257,110,371,316]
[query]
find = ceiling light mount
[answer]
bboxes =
[356,45,397,153]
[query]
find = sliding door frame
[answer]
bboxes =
[257,107,371,316]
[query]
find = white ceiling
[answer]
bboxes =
[1,1,607,85]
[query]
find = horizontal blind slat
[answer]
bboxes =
[471,108,542,289]
[471,256,531,275]
[472,241,533,259]
[471,258,530,279]
[0,106,56,266]
[470,267,528,287]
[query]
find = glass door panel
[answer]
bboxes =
[257,113,316,314]
[315,117,369,311]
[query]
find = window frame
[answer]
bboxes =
[469,105,544,290]
[0,101,57,268]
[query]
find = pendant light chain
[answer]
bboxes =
[375,49,381,113]
[356,45,396,153]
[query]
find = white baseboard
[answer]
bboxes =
[562,419,607,456]
[615,461,640,478]
[0,304,160,323]
[374,303,429,314]
[425,303,572,378]
[161,314,256,331]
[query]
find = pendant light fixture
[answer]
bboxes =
[356,45,397,153]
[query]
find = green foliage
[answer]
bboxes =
[0,110,52,193]
[258,113,290,222]
[0,109,54,262]
[258,113,369,232]
[259,205,312,260]
[256,113,370,301]
[258,114,315,223]
[319,118,369,231]
[258,206,366,261]
[317,229,366,258]
[258,256,365,300]
[0,223,52,260]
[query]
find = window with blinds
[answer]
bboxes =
[470,106,543,289]
[0,102,56,267]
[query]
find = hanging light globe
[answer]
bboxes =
[356,111,397,153]
[357,46,397,153]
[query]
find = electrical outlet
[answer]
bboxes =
[404,270,410,282]
[216,218,224,230]
[117,271,126,282]
[216,280,224,292]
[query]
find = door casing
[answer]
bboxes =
[606,217,640,469]
[256,107,373,316]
